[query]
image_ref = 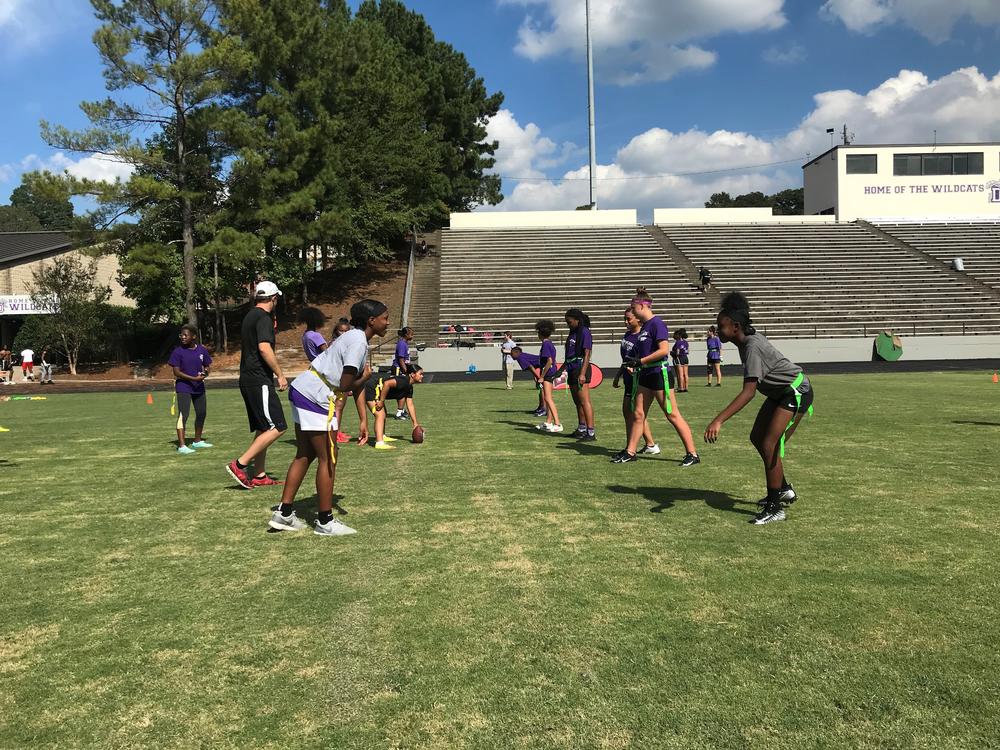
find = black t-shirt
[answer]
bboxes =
[240,307,277,384]
[365,375,413,402]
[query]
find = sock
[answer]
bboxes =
[236,459,249,471]
[318,510,334,525]
[766,488,782,505]
[280,502,294,517]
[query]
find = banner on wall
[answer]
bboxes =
[0,295,56,315]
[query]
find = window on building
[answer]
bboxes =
[893,152,985,176]
[846,154,877,174]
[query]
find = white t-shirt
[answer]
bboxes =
[291,328,368,405]
[500,339,517,366]
[20,349,34,364]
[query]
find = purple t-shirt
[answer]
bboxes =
[672,339,689,359]
[168,344,212,394]
[302,330,326,362]
[395,339,410,366]
[634,316,669,361]
[514,352,541,371]
[564,326,592,370]
[539,340,558,378]
[620,331,640,362]
[707,335,722,361]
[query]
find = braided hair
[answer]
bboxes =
[719,291,756,335]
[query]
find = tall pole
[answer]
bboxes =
[586,0,597,210]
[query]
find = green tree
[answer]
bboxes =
[704,192,734,209]
[40,0,236,327]
[10,176,74,229]
[732,191,770,208]
[771,187,804,216]
[0,206,43,232]
[25,254,111,375]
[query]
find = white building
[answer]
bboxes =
[803,142,1000,222]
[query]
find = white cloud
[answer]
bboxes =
[485,66,1000,219]
[762,43,807,65]
[0,0,81,59]
[1,152,134,194]
[821,0,1000,43]
[503,0,786,84]
[486,109,584,179]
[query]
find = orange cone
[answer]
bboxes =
[146,393,154,405]
[993,372,999,384]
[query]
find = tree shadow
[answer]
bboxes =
[608,484,756,516]
[952,420,1000,427]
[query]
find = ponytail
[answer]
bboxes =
[719,291,756,335]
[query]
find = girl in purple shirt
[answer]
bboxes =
[613,287,699,466]
[671,329,690,392]
[706,326,723,387]
[167,324,213,454]
[534,320,562,433]
[563,308,595,440]
[613,308,658,455]
[393,327,414,420]
[300,307,328,362]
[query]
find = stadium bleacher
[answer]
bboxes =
[435,226,717,344]
[874,222,1000,292]
[657,222,1000,337]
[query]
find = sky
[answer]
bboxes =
[2,0,1000,221]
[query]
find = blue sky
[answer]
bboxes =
[3,0,1000,218]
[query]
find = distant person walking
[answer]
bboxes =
[39,349,54,384]
[226,281,288,490]
[20,348,34,381]
[698,266,713,293]
[500,331,517,390]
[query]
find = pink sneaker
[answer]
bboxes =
[251,474,285,488]
[226,460,253,490]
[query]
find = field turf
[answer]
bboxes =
[1,372,999,749]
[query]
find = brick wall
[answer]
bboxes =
[0,249,132,307]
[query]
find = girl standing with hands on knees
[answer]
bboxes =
[704,292,814,525]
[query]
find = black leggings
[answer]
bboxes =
[176,392,207,433]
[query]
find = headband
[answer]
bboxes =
[631,298,652,307]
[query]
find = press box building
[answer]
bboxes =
[803,142,1000,221]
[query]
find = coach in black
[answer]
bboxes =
[225,281,289,489]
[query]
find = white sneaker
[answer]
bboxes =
[269,510,307,531]
[314,518,357,536]
[640,443,661,455]
[535,423,549,431]
[548,424,564,433]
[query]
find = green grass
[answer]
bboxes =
[2,373,999,749]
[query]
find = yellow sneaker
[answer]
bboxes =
[383,435,398,442]
[374,442,395,450]
[0,426,9,432]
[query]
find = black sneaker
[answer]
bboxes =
[531,408,547,417]
[570,428,587,438]
[680,453,700,467]
[578,433,597,442]
[612,451,637,464]
[751,504,786,525]
[757,486,797,508]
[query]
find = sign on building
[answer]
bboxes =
[0,295,55,315]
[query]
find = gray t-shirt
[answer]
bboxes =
[736,334,807,400]
[291,327,369,405]
[501,338,517,366]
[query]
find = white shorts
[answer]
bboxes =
[292,405,337,432]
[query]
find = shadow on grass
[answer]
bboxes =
[557,440,614,457]
[952,420,1000,427]
[0,459,19,468]
[268,494,347,519]
[496,419,554,436]
[608,484,756,516]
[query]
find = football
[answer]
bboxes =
[412,426,425,444]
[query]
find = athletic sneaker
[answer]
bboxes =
[535,423,549,431]
[578,433,597,442]
[531,408,547,416]
[757,486,797,508]
[383,435,398,442]
[374,442,395,450]
[190,440,213,449]
[251,474,285,487]
[336,432,351,444]
[177,445,196,455]
[639,443,661,455]
[314,518,357,536]
[547,424,564,433]
[226,460,253,489]
[268,510,307,531]
[752,504,786,525]
[680,453,701,467]
[612,451,637,464]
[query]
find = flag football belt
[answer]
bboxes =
[632,361,673,414]
[370,377,385,414]
[308,367,349,464]
[780,372,814,458]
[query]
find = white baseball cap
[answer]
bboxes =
[254,281,282,298]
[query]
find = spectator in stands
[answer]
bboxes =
[0,348,13,384]
[300,307,328,362]
[563,309,596,441]
[706,326,723,386]
[418,239,429,256]
[698,266,713,293]
[39,348,55,384]
[500,331,517,390]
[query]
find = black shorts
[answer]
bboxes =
[637,366,675,391]
[622,371,636,400]
[542,370,557,383]
[769,383,815,413]
[707,358,720,369]
[677,355,689,366]
[568,363,592,388]
[239,381,287,432]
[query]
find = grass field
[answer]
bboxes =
[2,373,999,749]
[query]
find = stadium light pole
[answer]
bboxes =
[586,0,597,210]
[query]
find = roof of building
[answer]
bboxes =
[803,142,1000,169]
[0,231,73,266]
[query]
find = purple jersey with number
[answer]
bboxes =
[565,326,593,370]
[634,316,669,360]
[514,352,541,371]
[302,330,326,362]
[168,344,212,394]
[539,340,558,377]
